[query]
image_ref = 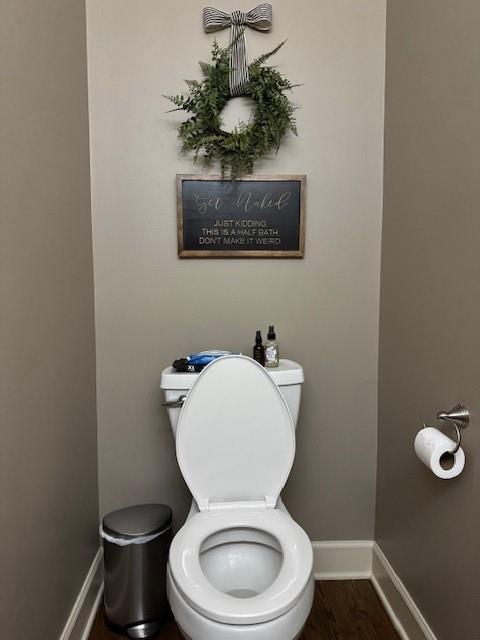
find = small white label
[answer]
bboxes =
[266,346,278,363]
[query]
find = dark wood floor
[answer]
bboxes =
[89,580,399,640]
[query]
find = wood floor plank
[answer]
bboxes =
[299,581,400,640]
[89,580,399,640]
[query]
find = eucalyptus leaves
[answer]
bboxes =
[166,40,298,177]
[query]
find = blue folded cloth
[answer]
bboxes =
[172,350,235,373]
[187,350,233,365]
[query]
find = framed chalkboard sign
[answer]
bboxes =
[177,175,306,258]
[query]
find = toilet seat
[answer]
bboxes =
[168,507,313,625]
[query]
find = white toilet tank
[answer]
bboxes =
[160,358,304,438]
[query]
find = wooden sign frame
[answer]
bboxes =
[176,174,306,258]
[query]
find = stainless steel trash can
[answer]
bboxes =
[102,504,172,639]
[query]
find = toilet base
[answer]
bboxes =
[176,625,192,640]
[167,565,314,640]
[176,624,305,640]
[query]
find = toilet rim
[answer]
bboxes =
[168,507,313,626]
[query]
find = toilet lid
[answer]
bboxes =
[176,355,295,510]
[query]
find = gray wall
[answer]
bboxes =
[376,1,480,639]
[0,1,99,638]
[86,0,386,538]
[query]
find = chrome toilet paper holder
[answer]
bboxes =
[432,404,470,454]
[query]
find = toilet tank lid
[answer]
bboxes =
[160,358,304,390]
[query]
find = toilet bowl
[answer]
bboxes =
[165,355,314,640]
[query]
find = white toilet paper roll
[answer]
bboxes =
[414,427,465,479]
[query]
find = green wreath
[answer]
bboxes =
[166,40,297,177]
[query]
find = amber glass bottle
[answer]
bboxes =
[253,330,265,366]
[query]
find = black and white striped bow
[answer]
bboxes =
[203,4,273,96]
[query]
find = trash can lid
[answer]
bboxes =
[103,504,172,539]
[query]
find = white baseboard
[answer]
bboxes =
[312,540,373,580]
[371,543,437,640]
[59,547,104,640]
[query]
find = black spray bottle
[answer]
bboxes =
[253,330,265,366]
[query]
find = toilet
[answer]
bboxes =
[160,355,314,640]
